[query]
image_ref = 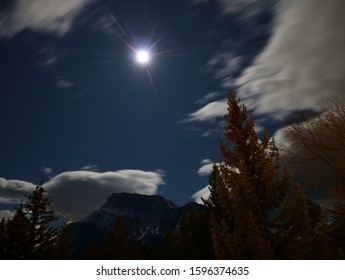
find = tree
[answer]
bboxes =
[204,89,291,259]
[53,213,73,259]
[329,202,345,257]
[101,217,136,259]
[5,184,59,259]
[0,217,8,259]
[282,97,345,189]
[276,183,331,259]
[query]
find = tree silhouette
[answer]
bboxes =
[4,184,59,259]
[102,216,136,259]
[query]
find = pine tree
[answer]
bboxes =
[276,184,330,259]
[156,229,179,259]
[53,215,74,259]
[0,217,8,259]
[204,89,291,259]
[102,216,136,259]
[176,213,200,259]
[5,184,59,259]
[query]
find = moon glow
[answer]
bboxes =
[136,50,150,65]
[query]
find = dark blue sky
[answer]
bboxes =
[1,0,344,220]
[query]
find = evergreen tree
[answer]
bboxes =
[0,217,8,259]
[159,229,179,259]
[53,215,73,259]
[177,213,200,259]
[204,89,291,259]
[276,184,330,259]
[5,184,59,259]
[102,216,136,259]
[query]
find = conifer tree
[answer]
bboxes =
[276,184,330,259]
[159,229,179,259]
[0,217,8,259]
[204,89,291,259]
[177,213,200,259]
[53,214,73,259]
[5,184,59,259]
[102,216,136,259]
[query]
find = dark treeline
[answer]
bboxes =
[1,90,344,260]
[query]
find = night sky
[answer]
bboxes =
[1,0,344,220]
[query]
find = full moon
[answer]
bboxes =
[136,50,150,65]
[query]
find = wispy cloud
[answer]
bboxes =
[0,0,94,38]
[81,165,99,172]
[186,99,227,123]
[38,46,58,67]
[195,92,222,105]
[56,76,74,88]
[207,52,243,89]
[193,0,275,20]
[42,166,53,175]
[236,0,345,119]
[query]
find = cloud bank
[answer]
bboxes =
[0,0,94,38]
[0,169,165,220]
[237,0,345,118]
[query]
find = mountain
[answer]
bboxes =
[69,192,206,253]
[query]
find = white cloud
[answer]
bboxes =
[196,92,222,105]
[217,0,274,18]
[45,169,165,220]
[191,185,211,204]
[187,99,227,122]
[208,52,243,80]
[201,128,222,137]
[0,169,165,221]
[193,0,274,20]
[198,159,214,176]
[0,178,36,201]
[236,0,345,119]
[56,76,74,88]
[0,0,94,38]
[37,46,58,67]
[42,166,53,175]
[81,165,99,171]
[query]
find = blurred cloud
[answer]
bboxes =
[208,52,243,80]
[0,178,36,203]
[81,165,99,171]
[56,76,74,88]
[195,92,222,105]
[46,169,165,220]
[0,0,94,38]
[0,169,165,221]
[186,99,227,122]
[197,159,214,176]
[191,185,210,204]
[193,0,274,19]
[237,0,345,119]
[42,166,53,175]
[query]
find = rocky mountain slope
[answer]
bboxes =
[69,192,206,252]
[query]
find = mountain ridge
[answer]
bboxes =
[69,192,206,253]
